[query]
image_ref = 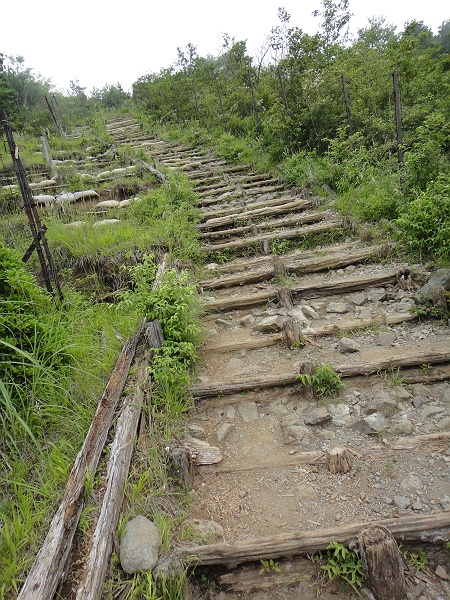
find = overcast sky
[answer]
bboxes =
[1,0,448,94]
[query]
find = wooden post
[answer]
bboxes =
[392,72,404,165]
[283,317,304,349]
[277,65,289,110]
[341,75,353,135]
[327,447,353,474]
[357,525,406,600]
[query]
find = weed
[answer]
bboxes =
[259,558,282,574]
[269,237,291,255]
[297,364,344,398]
[401,546,429,574]
[314,542,363,594]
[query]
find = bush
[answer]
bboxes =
[396,176,450,260]
[336,175,401,222]
[0,244,71,405]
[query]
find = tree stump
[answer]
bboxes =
[283,317,304,349]
[260,238,270,255]
[273,257,286,278]
[430,287,448,313]
[357,524,406,600]
[327,447,353,474]
[277,287,294,309]
[169,446,195,489]
[250,224,259,236]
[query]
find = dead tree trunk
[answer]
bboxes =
[283,317,304,349]
[357,525,406,600]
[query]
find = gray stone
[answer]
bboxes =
[413,396,428,408]
[351,293,368,306]
[353,412,389,434]
[326,301,350,314]
[238,401,259,422]
[412,501,423,511]
[188,424,206,436]
[400,474,422,491]
[437,416,450,430]
[283,425,311,445]
[120,516,160,574]
[366,393,398,417]
[215,317,234,329]
[376,331,396,346]
[356,307,372,319]
[393,495,411,509]
[184,518,224,542]
[303,407,332,426]
[252,315,285,333]
[390,419,413,435]
[295,484,317,502]
[226,406,235,419]
[280,413,303,428]
[292,580,317,600]
[393,387,413,401]
[339,337,361,353]
[368,288,386,302]
[238,314,254,327]
[435,565,450,580]
[216,422,233,442]
[328,403,351,426]
[421,406,445,420]
[301,304,320,320]
[288,307,310,325]
[420,268,450,298]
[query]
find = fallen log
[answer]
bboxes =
[208,242,357,275]
[75,361,149,600]
[192,343,450,397]
[203,270,398,312]
[198,199,311,230]
[179,512,450,567]
[201,210,328,240]
[204,312,417,353]
[200,246,393,290]
[17,324,146,600]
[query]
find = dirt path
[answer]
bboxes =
[104,117,450,600]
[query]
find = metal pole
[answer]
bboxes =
[1,110,63,300]
[341,75,353,136]
[392,71,404,165]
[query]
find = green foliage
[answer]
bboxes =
[336,175,400,222]
[259,558,282,574]
[396,177,450,260]
[401,546,429,573]
[316,542,363,594]
[297,363,343,397]
[120,260,201,404]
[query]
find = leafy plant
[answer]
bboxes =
[316,542,363,594]
[401,546,429,573]
[297,364,343,397]
[259,558,282,574]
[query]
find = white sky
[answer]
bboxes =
[1,0,448,94]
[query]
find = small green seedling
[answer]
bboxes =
[259,559,282,574]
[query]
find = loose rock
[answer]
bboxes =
[120,516,160,574]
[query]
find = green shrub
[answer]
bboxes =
[396,176,450,260]
[282,150,329,189]
[336,175,401,222]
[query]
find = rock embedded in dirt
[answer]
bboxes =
[326,301,350,314]
[184,518,224,542]
[367,288,387,302]
[339,337,361,353]
[400,474,422,491]
[351,292,368,306]
[356,306,372,319]
[390,419,413,435]
[216,317,234,329]
[420,268,450,297]
[365,393,398,417]
[303,407,332,425]
[352,412,389,434]
[216,422,233,442]
[377,330,396,346]
[282,425,311,445]
[119,515,160,574]
[412,396,428,408]
[252,315,285,332]
[393,496,411,509]
[421,405,445,420]
[238,401,259,422]
[300,304,320,319]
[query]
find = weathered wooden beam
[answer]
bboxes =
[198,199,311,230]
[192,344,450,398]
[179,512,450,567]
[17,324,146,600]
[200,246,393,290]
[203,270,398,312]
[203,312,417,353]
